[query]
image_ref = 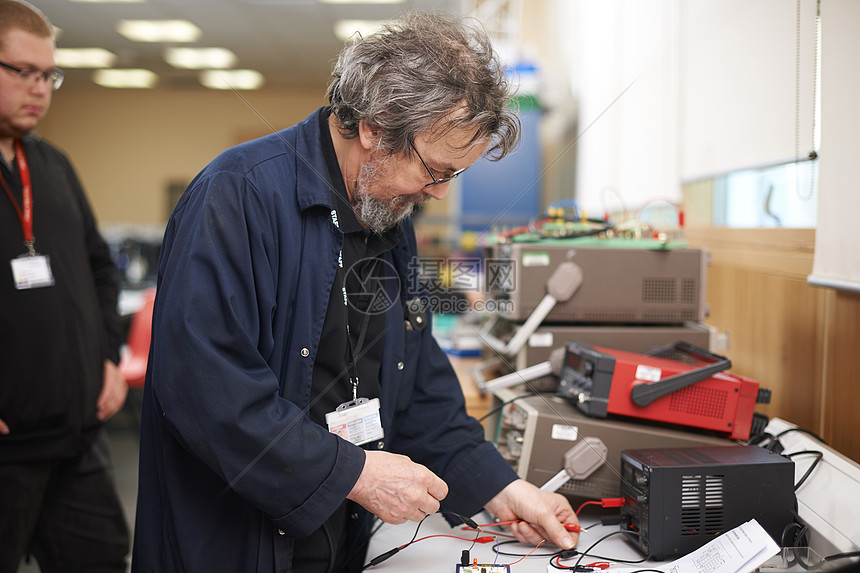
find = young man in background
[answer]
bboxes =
[0,1,129,571]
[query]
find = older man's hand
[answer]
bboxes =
[484,479,579,550]
[348,450,449,524]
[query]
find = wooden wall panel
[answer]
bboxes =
[704,267,824,432]
[685,228,860,463]
[823,291,860,460]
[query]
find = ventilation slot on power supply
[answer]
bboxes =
[703,475,725,534]
[680,474,726,536]
[680,474,704,536]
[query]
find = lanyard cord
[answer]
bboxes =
[341,275,360,401]
[1,140,35,255]
[330,207,371,401]
[0,169,22,219]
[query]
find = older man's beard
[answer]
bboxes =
[352,153,432,234]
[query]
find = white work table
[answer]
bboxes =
[363,510,656,573]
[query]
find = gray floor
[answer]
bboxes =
[17,393,141,572]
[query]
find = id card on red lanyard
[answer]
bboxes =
[3,139,55,289]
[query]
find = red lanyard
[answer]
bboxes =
[1,139,35,254]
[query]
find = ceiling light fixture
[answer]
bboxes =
[55,48,117,68]
[333,19,387,43]
[319,0,404,4]
[93,69,158,89]
[165,47,237,69]
[117,20,201,43]
[200,69,265,90]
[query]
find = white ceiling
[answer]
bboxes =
[30,0,461,91]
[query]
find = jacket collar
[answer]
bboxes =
[293,106,338,213]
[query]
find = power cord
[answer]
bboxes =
[784,450,824,491]
[764,427,828,453]
[780,519,811,570]
[824,551,860,565]
[755,427,826,491]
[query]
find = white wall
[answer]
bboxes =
[556,0,820,223]
[565,0,680,219]
[810,0,860,289]
[678,0,817,180]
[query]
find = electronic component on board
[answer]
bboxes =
[456,565,510,573]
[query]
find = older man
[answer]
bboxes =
[133,12,578,572]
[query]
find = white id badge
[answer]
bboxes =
[325,397,384,447]
[10,255,55,290]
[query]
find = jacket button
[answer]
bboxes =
[278,529,285,535]
[396,361,404,371]
[377,441,384,450]
[300,348,310,357]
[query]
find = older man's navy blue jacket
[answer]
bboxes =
[131,108,518,572]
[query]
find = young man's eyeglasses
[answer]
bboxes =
[409,141,468,188]
[0,60,65,90]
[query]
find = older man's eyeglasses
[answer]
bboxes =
[409,141,467,188]
[0,60,65,90]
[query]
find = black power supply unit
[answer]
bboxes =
[620,445,795,560]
